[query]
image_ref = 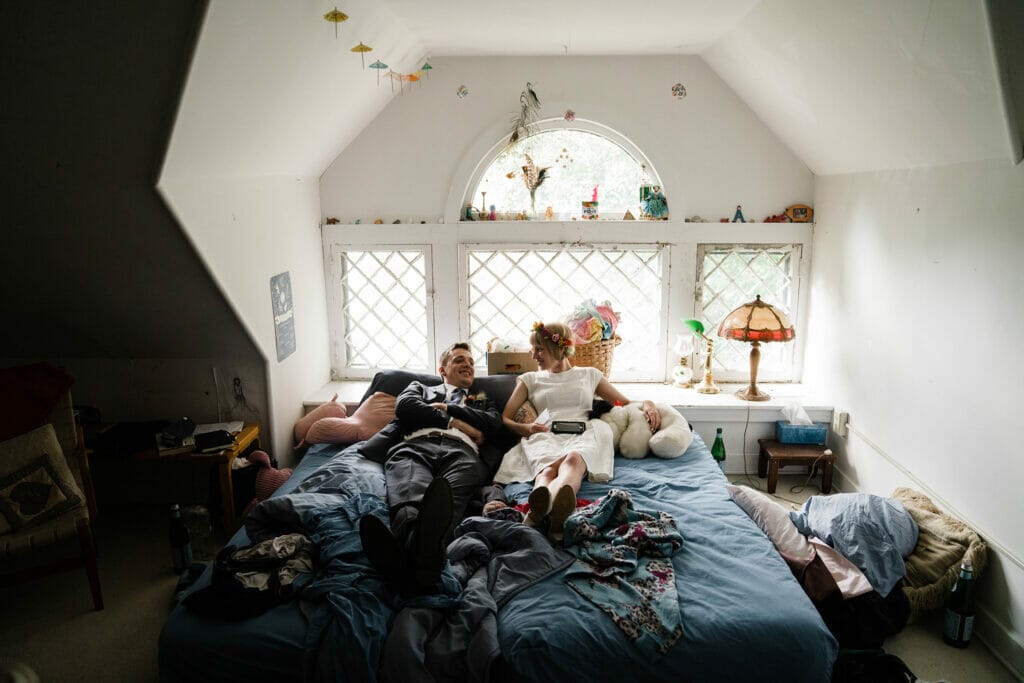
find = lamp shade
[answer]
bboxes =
[718,295,795,342]
[717,295,794,401]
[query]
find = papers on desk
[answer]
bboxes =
[194,421,244,435]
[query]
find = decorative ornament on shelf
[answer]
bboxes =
[350,42,372,69]
[369,60,388,86]
[640,185,669,220]
[671,82,687,99]
[521,154,550,216]
[582,186,599,220]
[684,319,719,394]
[785,204,813,223]
[733,205,746,223]
[564,109,576,122]
[671,334,695,387]
[717,295,795,401]
[323,7,348,38]
[456,84,469,99]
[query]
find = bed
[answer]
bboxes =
[159,372,838,682]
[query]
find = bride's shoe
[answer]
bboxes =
[547,485,576,542]
[524,486,552,527]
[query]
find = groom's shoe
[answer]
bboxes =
[359,514,414,596]
[412,477,454,590]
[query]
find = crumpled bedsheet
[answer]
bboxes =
[790,493,918,597]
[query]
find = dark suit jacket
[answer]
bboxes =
[354,381,502,466]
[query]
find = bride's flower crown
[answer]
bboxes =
[532,321,573,348]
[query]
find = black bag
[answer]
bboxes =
[194,429,234,453]
[832,649,918,683]
[160,417,196,447]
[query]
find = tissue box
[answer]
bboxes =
[487,351,538,375]
[775,421,827,445]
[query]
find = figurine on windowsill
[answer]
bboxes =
[733,205,746,223]
[641,185,669,220]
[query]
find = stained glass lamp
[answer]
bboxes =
[717,295,795,401]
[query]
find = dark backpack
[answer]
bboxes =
[832,648,918,683]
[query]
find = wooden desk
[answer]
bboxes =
[150,423,261,535]
[757,438,835,494]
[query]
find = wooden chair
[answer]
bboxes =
[0,390,103,610]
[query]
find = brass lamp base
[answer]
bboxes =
[736,385,771,401]
[695,374,720,394]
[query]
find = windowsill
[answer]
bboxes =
[305,380,833,423]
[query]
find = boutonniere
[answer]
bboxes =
[466,391,488,404]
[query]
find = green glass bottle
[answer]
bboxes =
[943,559,975,648]
[711,427,726,474]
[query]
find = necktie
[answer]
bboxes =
[449,387,466,405]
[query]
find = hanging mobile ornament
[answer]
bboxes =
[369,60,388,86]
[420,62,433,79]
[406,73,420,87]
[350,42,372,69]
[457,85,469,99]
[323,7,348,39]
[671,82,687,99]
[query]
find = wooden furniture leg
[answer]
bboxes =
[767,460,780,494]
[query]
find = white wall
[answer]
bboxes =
[806,158,1024,672]
[158,176,330,465]
[320,55,813,223]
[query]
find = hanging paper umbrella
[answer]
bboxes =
[406,73,420,86]
[323,7,348,39]
[369,60,388,86]
[350,42,372,69]
[387,70,401,94]
[420,62,433,78]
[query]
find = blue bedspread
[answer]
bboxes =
[160,435,838,683]
[502,434,838,682]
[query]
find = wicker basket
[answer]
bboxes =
[571,335,622,377]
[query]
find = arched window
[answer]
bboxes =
[464,123,662,221]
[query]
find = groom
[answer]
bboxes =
[359,342,502,595]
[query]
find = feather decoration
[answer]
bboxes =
[521,154,550,215]
[508,82,542,147]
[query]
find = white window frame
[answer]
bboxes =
[695,243,805,383]
[325,242,436,379]
[322,222,812,382]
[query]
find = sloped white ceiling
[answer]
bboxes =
[162,0,424,179]
[702,0,1007,175]
[165,0,1012,180]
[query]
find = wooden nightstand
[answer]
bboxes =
[757,438,835,494]
[144,423,261,535]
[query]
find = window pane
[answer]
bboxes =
[466,245,664,380]
[339,250,430,370]
[470,130,651,220]
[697,245,800,379]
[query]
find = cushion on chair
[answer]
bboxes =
[0,424,84,534]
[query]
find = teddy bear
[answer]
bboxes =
[600,402,693,459]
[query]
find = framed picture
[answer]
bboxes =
[270,271,296,362]
[785,204,813,223]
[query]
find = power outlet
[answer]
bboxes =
[832,410,850,438]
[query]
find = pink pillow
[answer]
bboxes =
[726,484,815,567]
[294,394,347,443]
[305,392,396,444]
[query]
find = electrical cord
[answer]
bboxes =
[728,401,830,508]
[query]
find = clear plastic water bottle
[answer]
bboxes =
[169,503,193,573]
[711,427,726,474]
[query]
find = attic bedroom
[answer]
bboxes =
[2,0,1022,680]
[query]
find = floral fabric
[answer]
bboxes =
[562,489,683,656]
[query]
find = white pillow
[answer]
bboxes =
[726,484,814,566]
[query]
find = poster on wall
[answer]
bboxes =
[271,271,296,362]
